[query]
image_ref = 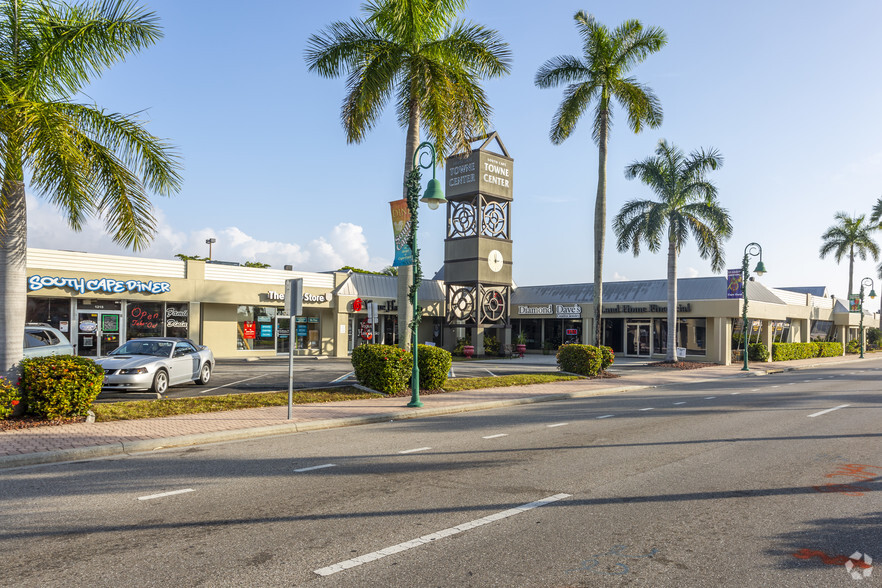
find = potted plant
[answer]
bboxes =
[463,344,475,359]
[515,332,527,358]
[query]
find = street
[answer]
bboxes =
[2,360,880,586]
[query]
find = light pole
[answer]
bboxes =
[741,242,767,371]
[205,237,216,260]
[858,277,876,359]
[406,142,446,408]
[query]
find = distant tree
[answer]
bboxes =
[243,261,270,268]
[381,265,398,276]
[175,253,208,262]
[535,12,666,346]
[0,0,181,381]
[306,0,511,349]
[819,212,880,297]
[339,265,390,276]
[613,140,731,362]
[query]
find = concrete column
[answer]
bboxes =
[582,317,591,345]
[761,320,774,355]
[472,326,485,355]
[711,317,731,366]
[189,302,202,345]
[836,325,847,355]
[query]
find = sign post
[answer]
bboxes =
[285,279,303,419]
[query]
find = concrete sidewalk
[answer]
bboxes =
[0,355,867,470]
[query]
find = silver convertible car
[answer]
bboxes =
[95,338,214,394]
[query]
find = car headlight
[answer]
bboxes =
[118,367,148,374]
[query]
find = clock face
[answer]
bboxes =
[488,249,504,272]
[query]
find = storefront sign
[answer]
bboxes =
[129,306,160,331]
[243,321,256,339]
[556,304,581,318]
[727,269,743,299]
[28,275,171,295]
[267,290,329,304]
[518,304,553,315]
[166,307,188,329]
[296,324,309,337]
[604,303,692,313]
[446,150,513,200]
[260,324,273,337]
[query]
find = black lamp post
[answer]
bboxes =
[741,242,767,371]
[859,277,877,359]
[406,142,446,407]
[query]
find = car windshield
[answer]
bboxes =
[109,340,174,358]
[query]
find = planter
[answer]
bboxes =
[463,345,475,359]
[515,343,526,358]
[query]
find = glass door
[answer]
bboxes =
[626,323,652,356]
[76,311,122,356]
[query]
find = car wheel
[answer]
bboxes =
[151,369,169,395]
[196,363,211,385]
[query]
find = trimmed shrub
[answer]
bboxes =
[772,342,820,361]
[817,342,843,357]
[868,328,882,349]
[599,346,615,371]
[20,356,103,419]
[417,345,452,390]
[0,377,21,420]
[351,344,413,394]
[556,344,603,376]
[748,342,769,362]
[846,339,861,354]
[453,336,469,356]
[483,334,500,356]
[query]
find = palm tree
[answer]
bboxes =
[819,212,880,297]
[535,12,666,346]
[0,0,181,381]
[613,140,731,362]
[306,0,511,349]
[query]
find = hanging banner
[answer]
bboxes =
[727,269,743,299]
[849,295,861,312]
[390,199,413,267]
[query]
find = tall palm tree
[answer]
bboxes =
[306,0,511,349]
[0,0,181,382]
[613,140,731,362]
[535,12,666,346]
[819,212,880,297]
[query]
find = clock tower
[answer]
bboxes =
[443,133,513,354]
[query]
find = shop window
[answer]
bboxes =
[237,306,277,350]
[127,302,163,339]
[26,297,72,335]
[655,318,707,356]
[772,320,791,343]
[165,303,190,338]
[810,320,834,341]
[294,316,321,350]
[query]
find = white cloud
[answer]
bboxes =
[684,267,700,278]
[609,272,628,281]
[25,195,390,271]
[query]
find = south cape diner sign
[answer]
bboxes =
[28,275,171,295]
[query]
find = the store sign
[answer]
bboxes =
[518,304,553,315]
[243,321,256,339]
[556,304,581,318]
[166,307,188,329]
[28,275,171,295]
[267,290,329,304]
[446,150,513,200]
[604,303,693,313]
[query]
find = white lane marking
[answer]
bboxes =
[802,380,812,383]
[330,371,354,383]
[483,434,508,439]
[483,368,497,377]
[808,404,851,418]
[751,389,759,392]
[704,396,717,399]
[673,402,687,405]
[639,407,654,411]
[771,385,780,388]
[596,414,615,419]
[547,423,568,428]
[294,464,337,473]
[399,447,431,454]
[199,374,267,394]
[731,392,741,395]
[313,493,571,577]
[138,489,194,501]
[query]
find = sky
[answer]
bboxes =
[26,0,882,300]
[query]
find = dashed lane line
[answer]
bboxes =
[639,407,654,411]
[547,423,569,428]
[808,404,851,418]
[294,464,337,473]
[673,402,687,405]
[596,414,615,419]
[313,493,571,577]
[704,396,717,399]
[138,489,194,501]
[482,434,508,439]
[399,447,432,454]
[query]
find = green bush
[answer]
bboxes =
[817,342,843,357]
[453,336,470,356]
[0,377,21,420]
[600,346,615,371]
[351,344,413,394]
[846,339,861,354]
[772,342,820,361]
[748,342,769,362]
[868,328,882,349]
[417,345,452,390]
[483,334,500,356]
[20,356,103,419]
[555,344,603,376]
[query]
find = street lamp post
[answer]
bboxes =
[741,242,767,371]
[406,142,446,408]
[858,277,876,359]
[205,237,216,260]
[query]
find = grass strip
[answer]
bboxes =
[441,373,580,391]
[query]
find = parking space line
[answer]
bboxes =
[199,375,267,394]
[138,489,194,501]
[483,368,497,377]
[808,404,850,418]
[330,372,354,383]
[294,464,336,473]
[547,423,568,428]
[313,493,571,577]
[596,414,615,419]
[399,447,431,454]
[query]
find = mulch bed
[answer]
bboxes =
[647,361,715,370]
[0,415,86,432]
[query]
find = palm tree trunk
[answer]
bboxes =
[0,179,28,382]
[848,246,854,297]
[397,99,420,350]
[593,110,608,346]
[666,237,677,362]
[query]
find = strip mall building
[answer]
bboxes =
[25,247,874,365]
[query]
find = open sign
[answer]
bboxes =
[566,328,578,336]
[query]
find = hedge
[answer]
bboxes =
[417,344,452,390]
[817,342,843,357]
[555,344,603,376]
[351,344,412,394]
[771,341,843,361]
[20,356,103,419]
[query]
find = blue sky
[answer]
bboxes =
[28,0,882,299]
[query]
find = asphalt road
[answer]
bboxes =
[95,355,564,402]
[3,360,880,586]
